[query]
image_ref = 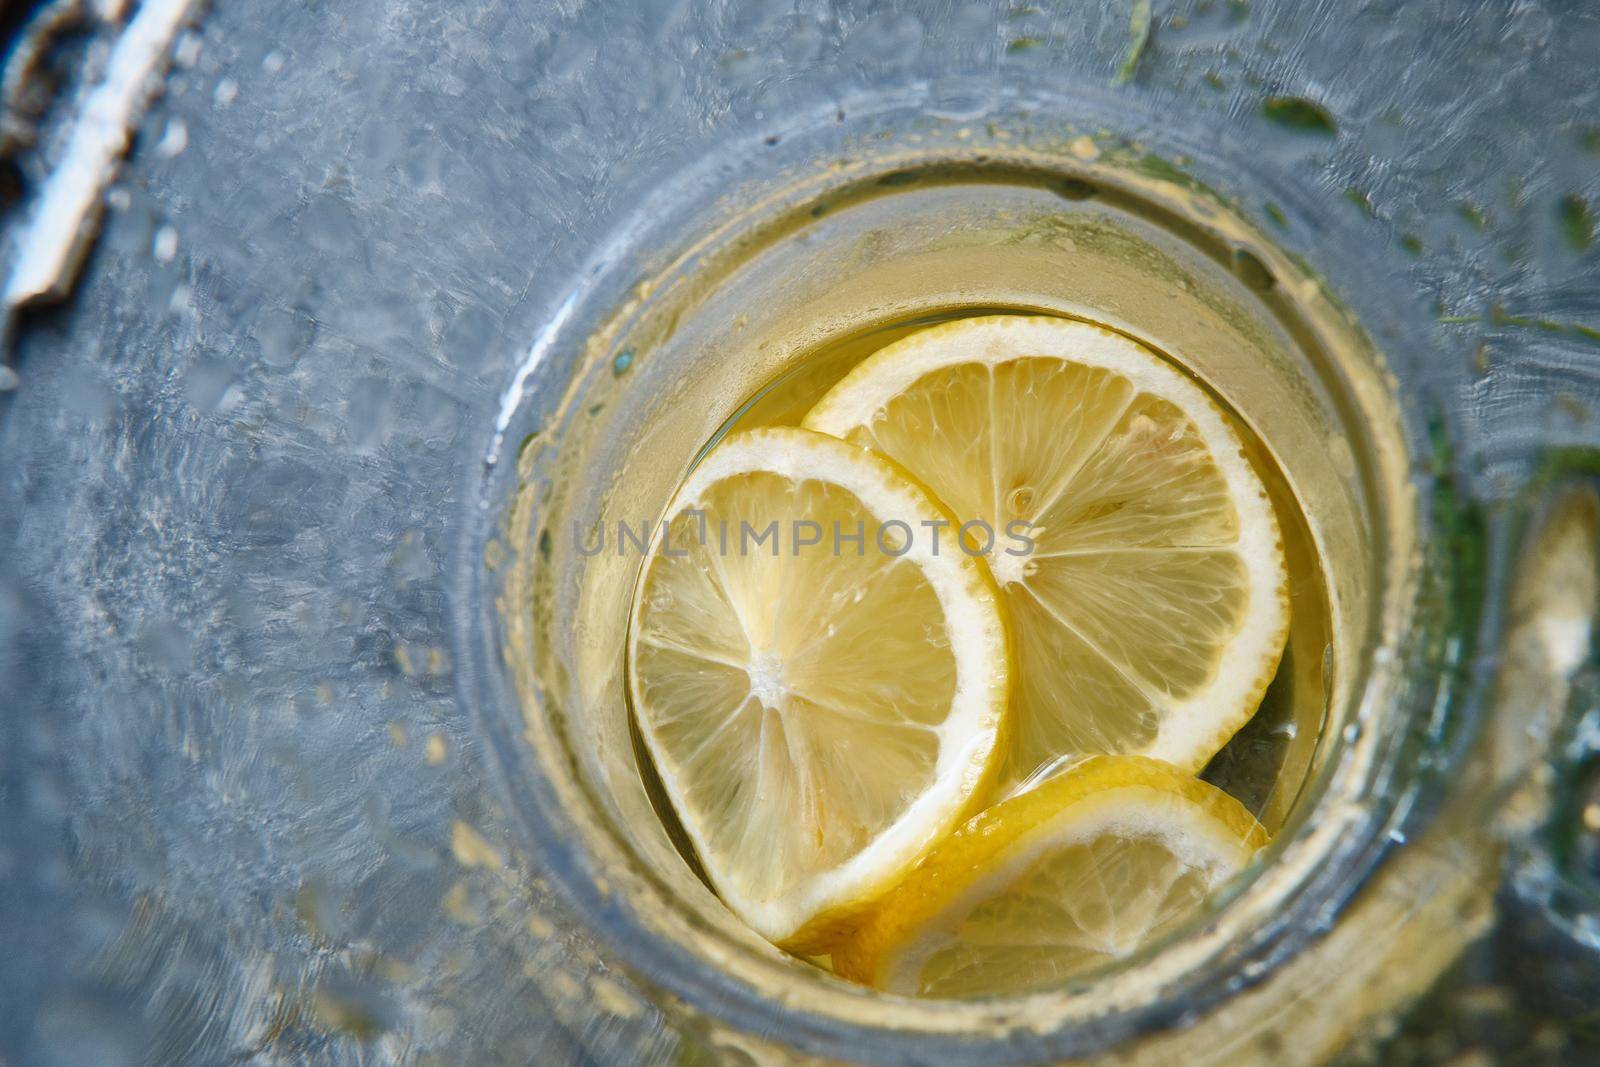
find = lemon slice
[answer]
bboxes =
[804,315,1289,783]
[833,754,1267,996]
[628,426,1010,949]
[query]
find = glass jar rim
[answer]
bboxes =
[457,101,1448,1061]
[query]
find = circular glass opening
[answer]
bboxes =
[468,115,1418,1060]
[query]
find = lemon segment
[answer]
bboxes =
[803,315,1289,783]
[833,755,1267,997]
[627,426,1010,949]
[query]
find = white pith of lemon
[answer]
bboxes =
[627,426,1010,949]
[803,315,1289,783]
[833,754,1268,997]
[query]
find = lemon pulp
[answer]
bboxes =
[628,427,1010,948]
[805,315,1290,785]
[833,755,1267,996]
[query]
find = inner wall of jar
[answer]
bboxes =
[527,164,1391,983]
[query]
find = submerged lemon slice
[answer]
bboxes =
[804,315,1289,783]
[627,426,1010,949]
[833,755,1267,996]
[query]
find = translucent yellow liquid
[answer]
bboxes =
[696,306,1333,833]
[515,151,1399,1015]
